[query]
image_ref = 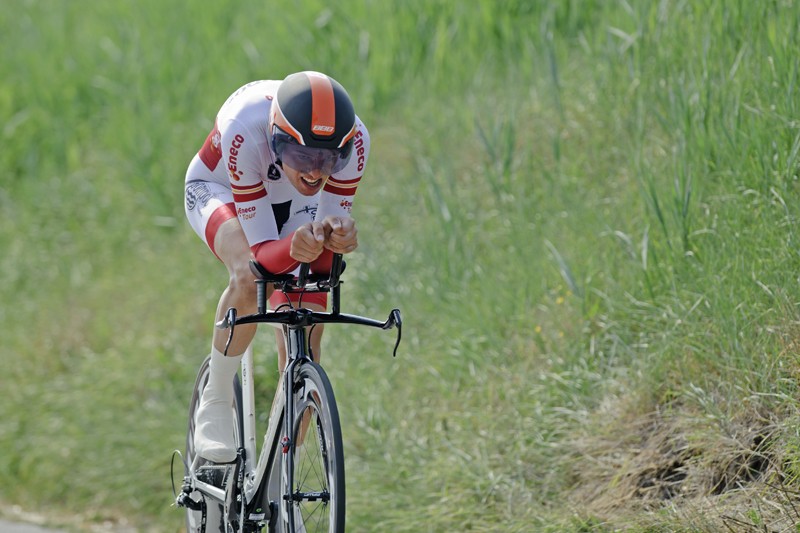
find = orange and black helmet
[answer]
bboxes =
[270,71,357,174]
[272,71,356,145]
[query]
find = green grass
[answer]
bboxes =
[2,0,800,531]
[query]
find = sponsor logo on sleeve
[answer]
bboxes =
[237,205,257,220]
[227,134,245,181]
[353,130,366,172]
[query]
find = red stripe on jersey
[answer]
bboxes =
[231,182,267,203]
[205,202,236,260]
[198,121,222,171]
[323,176,361,196]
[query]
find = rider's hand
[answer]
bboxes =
[290,222,326,263]
[322,216,358,254]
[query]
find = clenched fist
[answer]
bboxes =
[322,216,358,254]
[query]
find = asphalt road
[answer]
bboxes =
[0,520,65,533]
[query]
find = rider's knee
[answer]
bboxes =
[227,262,258,303]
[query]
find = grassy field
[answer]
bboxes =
[2,0,800,531]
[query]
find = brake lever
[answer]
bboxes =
[215,307,237,330]
[382,308,402,357]
[215,307,237,356]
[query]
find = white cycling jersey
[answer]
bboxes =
[184,79,369,257]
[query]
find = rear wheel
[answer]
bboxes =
[185,354,244,533]
[282,362,345,533]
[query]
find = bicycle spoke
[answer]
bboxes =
[293,405,329,532]
[298,417,325,489]
[302,500,326,531]
[284,365,344,532]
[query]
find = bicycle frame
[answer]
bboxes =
[178,256,402,532]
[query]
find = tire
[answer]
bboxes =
[281,362,345,533]
[185,355,244,533]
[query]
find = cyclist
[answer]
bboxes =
[184,71,369,463]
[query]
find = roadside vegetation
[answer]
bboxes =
[2,1,800,531]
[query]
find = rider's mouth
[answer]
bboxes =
[301,176,323,188]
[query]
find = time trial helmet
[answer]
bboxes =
[270,71,357,175]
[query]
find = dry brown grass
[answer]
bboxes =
[567,395,800,532]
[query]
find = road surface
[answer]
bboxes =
[0,520,65,532]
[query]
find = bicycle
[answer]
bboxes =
[173,253,402,532]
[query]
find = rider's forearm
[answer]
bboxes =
[251,236,298,274]
[310,249,333,274]
[251,237,332,274]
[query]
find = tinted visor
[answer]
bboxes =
[272,128,353,174]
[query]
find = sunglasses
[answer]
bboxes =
[272,128,353,175]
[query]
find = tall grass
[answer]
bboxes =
[2,0,800,531]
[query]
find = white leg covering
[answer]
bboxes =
[194,347,243,463]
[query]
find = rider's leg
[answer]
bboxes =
[195,217,261,463]
[212,217,261,355]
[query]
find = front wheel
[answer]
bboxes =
[282,362,345,533]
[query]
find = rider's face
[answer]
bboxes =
[282,164,329,196]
